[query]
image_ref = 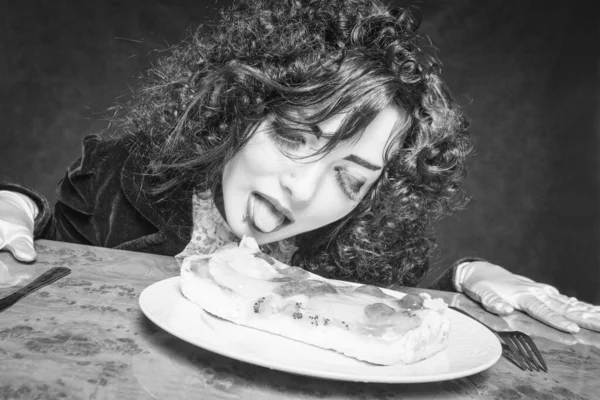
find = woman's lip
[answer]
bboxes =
[246,193,293,234]
[251,192,295,223]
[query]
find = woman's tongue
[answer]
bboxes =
[251,195,286,233]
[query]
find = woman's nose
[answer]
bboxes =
[280,163,323,203]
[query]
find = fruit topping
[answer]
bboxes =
[280,266,310,278]
[274,279,338,298]
[396,293,424,309]
[353,284,390,298]
[364,302,396,320]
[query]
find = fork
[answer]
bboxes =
[449,306,548,372]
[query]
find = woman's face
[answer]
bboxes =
[222,105,404,244]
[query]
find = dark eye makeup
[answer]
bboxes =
[334,166,365,201]
[266,122,308,151]
[265,120,365,201]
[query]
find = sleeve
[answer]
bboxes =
[2,134,160,249]
[420,257,487,292]
[53,134,128,245]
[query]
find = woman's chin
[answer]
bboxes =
[247,226,298,245]
[248,230,287,245]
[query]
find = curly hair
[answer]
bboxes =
[116,0,472,287]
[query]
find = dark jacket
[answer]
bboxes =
[1,134,461,290]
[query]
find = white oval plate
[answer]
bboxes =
[139,277,501,383]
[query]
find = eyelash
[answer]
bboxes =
[267,123,364,201]
[334,167,364,201]
[267,125,307,151]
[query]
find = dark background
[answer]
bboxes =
[1,1,598,302]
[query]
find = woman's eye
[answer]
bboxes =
[334,167,364,201]
[266,127,307,151]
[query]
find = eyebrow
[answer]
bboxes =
[310,124,382,171]
[343,154,382,171]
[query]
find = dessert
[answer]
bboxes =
[180,237,451,365]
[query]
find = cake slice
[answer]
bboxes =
[179,236,450,365]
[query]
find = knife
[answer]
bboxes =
[0,266,71,313]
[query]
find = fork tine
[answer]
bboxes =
[521,334,548,372]
[507,335,535,371]
[448,306,547,372]
[511,334,539,372]
[514,334,544,372]
[501,334,529,371]
[500,343,524,370]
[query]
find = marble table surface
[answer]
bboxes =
[1,239,599,400]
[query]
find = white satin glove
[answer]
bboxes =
[455,261,600,333]
[0,190,38,262]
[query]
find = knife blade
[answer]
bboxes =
[0,266,71,313]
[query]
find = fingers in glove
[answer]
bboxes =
[570,312,600,333]
[464,287,514,315]
[4,234,36,262]
[543,294,600,333]
[521,296,580,333]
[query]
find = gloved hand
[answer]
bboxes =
[0,190,38,262]
[455,261,600,333]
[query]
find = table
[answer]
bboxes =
[1,240,599,399]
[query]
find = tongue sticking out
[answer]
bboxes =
[250,194,286,233]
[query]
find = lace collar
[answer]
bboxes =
[176,191,297,264]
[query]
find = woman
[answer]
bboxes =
[1,0,598,332]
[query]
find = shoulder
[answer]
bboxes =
[63,134,143,183]
[77,134,136,168]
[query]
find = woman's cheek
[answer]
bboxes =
[319,187,356,223]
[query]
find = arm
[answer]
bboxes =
[421,256,600,332]
[1,134,179,260]
[421,257,485,292]
[453,260,600,333]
